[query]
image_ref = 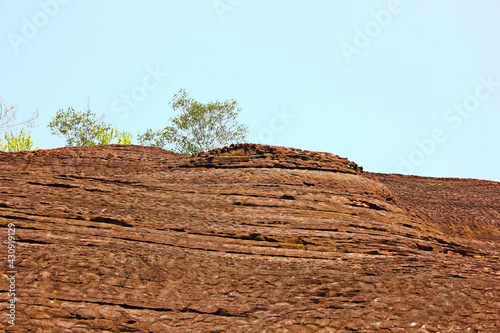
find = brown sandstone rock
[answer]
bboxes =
[0,144,498,332]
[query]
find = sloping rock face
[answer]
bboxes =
[0,144,498,332]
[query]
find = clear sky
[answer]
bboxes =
[1,0,499,181]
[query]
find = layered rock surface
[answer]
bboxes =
[0,144,498,332]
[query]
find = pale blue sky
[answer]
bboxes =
[1,0,499,181]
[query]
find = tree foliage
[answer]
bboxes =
[48,107,132,147]
[138,89,248,154]
[0,127,38,152]
[0,97,39,152]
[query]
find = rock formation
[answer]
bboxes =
[0,144,498,332]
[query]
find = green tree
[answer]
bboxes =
[0,97,39,151]
[0,127,38,152]
[48,107,132,147]
[138,89,248,154]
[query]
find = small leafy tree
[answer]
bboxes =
[48,107,132,147]
[138,89,248,154]
[0,127,38,152]
[0,97,39,152]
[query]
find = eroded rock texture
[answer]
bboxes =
[0,144,498,332]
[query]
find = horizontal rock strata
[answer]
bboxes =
[0,144,498,332]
